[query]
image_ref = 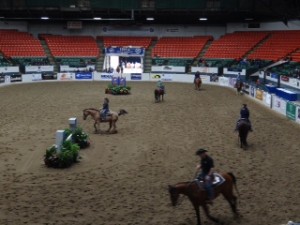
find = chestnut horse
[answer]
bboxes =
[154,89,164,102]
[237,119,250,149]
[82,108,127,133]
[168,172,239,225]
[194,77,202,90]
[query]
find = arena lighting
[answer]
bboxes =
[146,17,154,21]
[199,17,207,21]
[41,16,49,20]
[93,17,102,20]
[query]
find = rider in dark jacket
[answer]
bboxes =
[100,97,110,120]
[236,104,253,131]
[194,71,200,83]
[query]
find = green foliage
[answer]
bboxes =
[106,85,131,95]
[44,127,90,168]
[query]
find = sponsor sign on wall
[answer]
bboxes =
[272,95,287,115]
[150,73,162,80]
[75,72,93,80]
[286,102,297,121]
[57,73,74,81]
[130,73,142,80]
[256,89,263,101]
[10,74,22,83]
[151,66,185,73]
[263,92,272,107]
[25,65,54,73]
[296,105,300,124]
[218,77,229,86]
[191,66,218,74]
[105,47,145,56]
[0,75,4,83]
[100,73,114,80]
[0,66,19,73]
[161,74,173,81]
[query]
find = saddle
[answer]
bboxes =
[195,173,225,191]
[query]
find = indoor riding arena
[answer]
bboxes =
[0,81,299,225]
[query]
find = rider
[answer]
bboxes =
[194,71,201,83]
[156,79,165,93]
[195,148,215,205]
[235,103,253,131]
[100,97,110,120]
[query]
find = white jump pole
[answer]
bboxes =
[56,130,65,152]
[69,117,77,131]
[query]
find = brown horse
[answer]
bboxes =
[154,89,164,102]
[168,172,239,225]
[237,119,250,149]
[235,81,243,95]
[194,77,202,90]
[82,108,127,133]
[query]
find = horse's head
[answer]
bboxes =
[83,109,88,120]
[168,185,180,206]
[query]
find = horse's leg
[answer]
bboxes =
[94,122,98,133]
[193,205,202,225]
[222,191,239,218]
[107,121,112,133]
[161,94,164,102]
[202,204,221,224]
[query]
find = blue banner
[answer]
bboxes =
[131,73,142,80]
[75,72,92,80]
[101,73,114,80]
[105,47,145,56]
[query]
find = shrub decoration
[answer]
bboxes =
[44,127,90,168]
[105,84,131,95]
[64,127,90,149]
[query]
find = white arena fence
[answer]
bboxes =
[1,71,300,126]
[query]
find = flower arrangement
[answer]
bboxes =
[105,84,131,95]
[44,127,90,168]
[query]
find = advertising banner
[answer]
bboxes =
[218,77,229,86]
[105,47,145,56]
[191,67,218,74]
[10,74,22,83]
[263,92,272,107]
[161,74,173,81]
[42,73,57,80]
[25,65,54,73]
[57,73,74,81]
[22,74,42,82]
[0,66,19,73]
[151,66,186,73]
[0,75,4,84]
[296,105,300,124]
[286,102,297,121]
[250,86,256,98]
[75,72,93,80]
[100,73,114,80]
[130,73,142,81]
[150,73,162,81]
[256,89,263,101]
[272,95,287,115]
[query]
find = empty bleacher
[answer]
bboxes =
[204,31,269,60]
[100,36,153,48]
[248,30,300,61]
[0,30,46,65]
[152,36,212,59]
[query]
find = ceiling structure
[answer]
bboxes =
[0,0,299,25]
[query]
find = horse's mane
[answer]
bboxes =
[83,108,98,111]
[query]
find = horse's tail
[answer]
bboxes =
[118,109,128,116]
[227,172,240,197]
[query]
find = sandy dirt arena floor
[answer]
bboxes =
[0,81,299,225]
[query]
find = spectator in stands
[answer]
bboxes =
[235,104,253,132]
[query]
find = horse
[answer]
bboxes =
[168,172,239,225]
[237,119,250,149]
[154,88,164,103]
[194,77,202,90]
[82,108,127,134]
[235,81,243,95]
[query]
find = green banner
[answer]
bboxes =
[286,102,296,121]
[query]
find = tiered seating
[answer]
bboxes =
[101,36,153,48]
[152,36,212,58]
[0,30,46,58]
[43,35,99,58]
[204,31,269,59]
[248,31,300,61]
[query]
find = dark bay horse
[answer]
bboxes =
[83,108,127,133]
[194,77,202,90]
[235,81,243,95]
[154,89,164,102]
[237,119,250,149]
[168,172,239,225]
